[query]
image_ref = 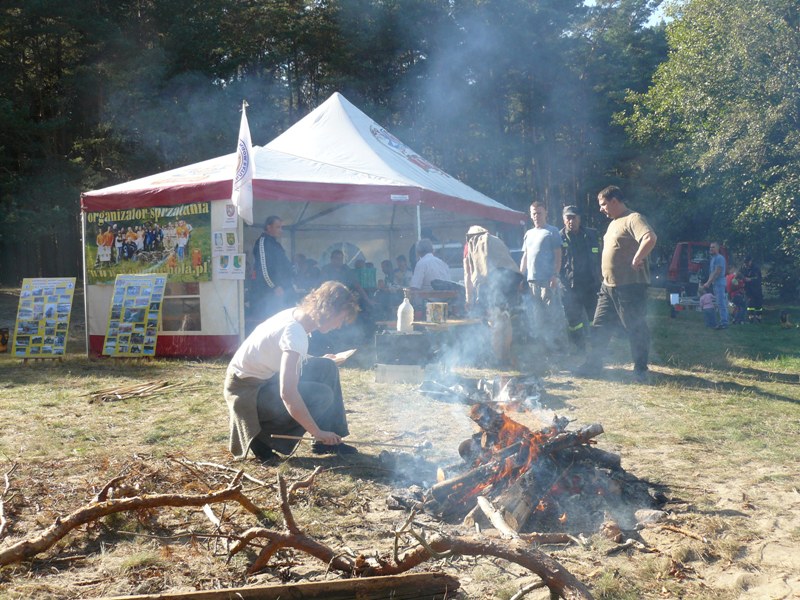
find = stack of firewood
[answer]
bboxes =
[425,403,658,535]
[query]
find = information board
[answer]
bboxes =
[13,277,77,358]
[102,274,166,357]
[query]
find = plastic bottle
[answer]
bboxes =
[397,290,413,333]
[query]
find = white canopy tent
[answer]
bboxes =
[80,92,524,356]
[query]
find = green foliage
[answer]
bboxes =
[0,0,669,282]
[622,0,800,296]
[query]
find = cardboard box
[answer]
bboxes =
[375,363,426,384]
[375,331,434,365]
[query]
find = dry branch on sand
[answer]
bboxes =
[0,471,263,568]
[0,464,594,599]
[0,463,18,538]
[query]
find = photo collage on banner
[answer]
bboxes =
[85,202,212,285]
[103,274,166,357]
[13,278,77,358]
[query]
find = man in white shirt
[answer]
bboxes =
[409,239,450,291]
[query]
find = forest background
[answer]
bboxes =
[1,0,798,298]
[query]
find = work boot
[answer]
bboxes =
[249,438,278,461]
[632,367,651,384]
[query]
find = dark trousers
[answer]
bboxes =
[588,283,650,371]
[562,284,598,349]
[745,287,763,321]
[255,357,349,454]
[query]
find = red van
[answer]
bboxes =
[666,241,728,299]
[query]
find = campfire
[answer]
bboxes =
[412,375,665,537]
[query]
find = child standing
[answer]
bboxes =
[699,287,717,328]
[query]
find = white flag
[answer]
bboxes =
[232,101,254,225]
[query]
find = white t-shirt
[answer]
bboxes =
[410,253,451,290]
[228,308,308,380]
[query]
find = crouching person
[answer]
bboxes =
[224,281,360,460]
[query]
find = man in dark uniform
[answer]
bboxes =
[559,205,601,352]
[251,216,294,325]
[740,256,763,323]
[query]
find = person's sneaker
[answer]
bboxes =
[311,441,358,455]
[249,438,278,461]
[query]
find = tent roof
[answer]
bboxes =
[81,92,524,225]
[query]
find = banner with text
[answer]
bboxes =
[86,202,212,285]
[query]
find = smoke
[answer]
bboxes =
[102,59,284,175]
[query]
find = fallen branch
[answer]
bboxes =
[171,458,271,488]
[94,475,127,502]
[287,466,322,497]
[655,523,708,543]
[0,463,19,538]
[0,480,263,567]
[2,465,593,598]
[509,580,547,600]
[229,474,594,599]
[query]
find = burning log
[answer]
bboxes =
[429,403,610,532]
[429,462,500,504]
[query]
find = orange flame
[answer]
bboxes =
[461,407,557,500]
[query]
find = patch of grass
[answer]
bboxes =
[494,582,524,600]
[470,564,503,583]
[142,425,175,445]
[711,536,744,563]
[592,569,639,599]
[671,542,700,563]
[119,551,166,573]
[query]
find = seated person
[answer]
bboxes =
[374,258,403,320]
[409,239,451,291]
[320,250,371,304]
[394,255,413,288]
[294,253,321,292]
[223,281,360,460]
[353,258,377,292]
[320,249,374,343]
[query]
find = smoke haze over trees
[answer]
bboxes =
[1,0,796,297]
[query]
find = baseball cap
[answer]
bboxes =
[563,205,580,217]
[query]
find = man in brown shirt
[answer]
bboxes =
[577,186,657,382]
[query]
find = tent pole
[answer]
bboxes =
[80,211,90,356]
[238,214,246,344]
[416,204,421,241]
